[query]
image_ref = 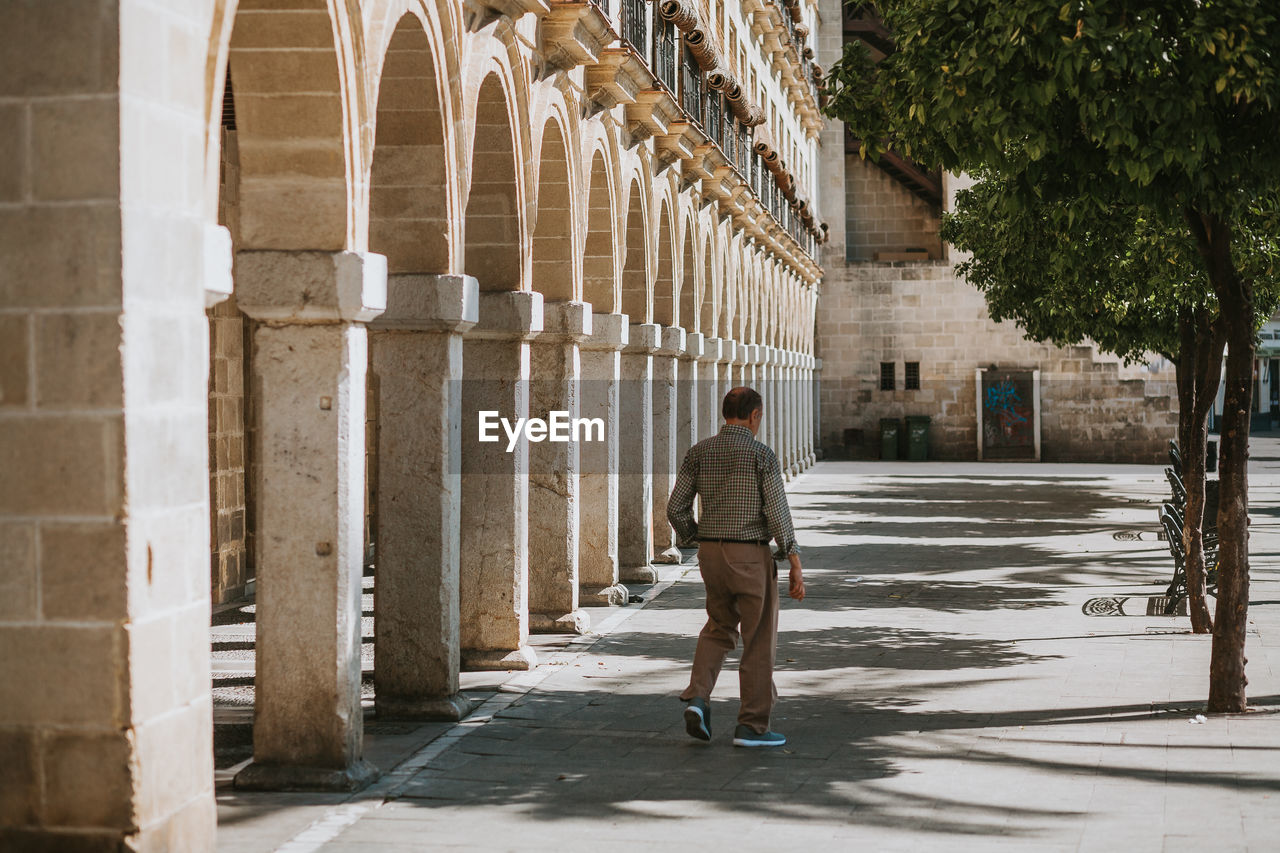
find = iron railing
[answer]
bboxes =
[621,0,648,59]
[680,46,703,126]
[704,89,722,148]
[655,17,677,91]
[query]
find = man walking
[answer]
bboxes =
[667,386,805,747]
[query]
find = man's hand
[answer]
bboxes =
[788,554,805,601]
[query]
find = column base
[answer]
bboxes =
[530,609,591,634]
[619,564,658,583]
[233,758,380,793]
[652,546,685,564]
[579,583,629,606]
[461,645,538,672]
[375,692,478,722]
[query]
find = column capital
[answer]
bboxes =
[622,322,661,354]
[718,338,738,364]
[581,312,630,351]
[682,331,705,360]
[371,274,479,333]
[813,356,822,371]
[763,345,780,365]
[697,335,721,363]
[655,325,686,356]
[735,343,753,365]
[466,290,544,340]
[236,250,387,324]
[534,300,592,343]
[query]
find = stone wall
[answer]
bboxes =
[843,156,943,261]
[817,261,1178,463]
[209,126,251,605]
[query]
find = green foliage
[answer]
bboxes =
[826,0,1280,362]
[827,0,1280,218]
[941,174,1280,362]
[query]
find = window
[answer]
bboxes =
[905,362,921,390]
[880,362,895,391]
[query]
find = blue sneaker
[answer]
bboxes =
[683,698,711,741]
[732,724,786,748]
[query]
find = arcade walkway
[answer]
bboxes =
[216,450,1280,852]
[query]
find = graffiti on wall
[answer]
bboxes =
[981,369,1035,459]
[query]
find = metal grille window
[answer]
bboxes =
[680,46,703,125]
[622,0,647,57]
[655,17,677,91]
[705,88,722,144]
[905,362,921,390]
[737,122,750,173]
[221,72,236,130]
[880,362,896,391]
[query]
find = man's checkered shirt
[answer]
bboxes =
[666,424,799,556]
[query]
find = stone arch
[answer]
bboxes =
[531,116,576,301]
[732,243,747,343]
[582,148,617,313]
[621,178,649,322]
[465,72,523,291]
[368,13,451,273]
[678,213,697,331]
[652,199,675,327]
[223,0,366,249]
[700,233,715,337]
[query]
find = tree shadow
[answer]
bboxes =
[376,687,1280,840]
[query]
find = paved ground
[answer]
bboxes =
[216,444,1280,853]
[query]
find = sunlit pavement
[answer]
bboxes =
[218,441,1280,853]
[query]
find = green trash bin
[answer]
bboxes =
[906,415,931,461]
[879,418,901,460]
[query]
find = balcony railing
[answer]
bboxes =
[655,16,677,92]
[704,89,722,148]
[606,6,824,263]
[621,0,647,58]
[680,46,703,125]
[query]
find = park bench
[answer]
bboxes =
[1158,442,1223,614]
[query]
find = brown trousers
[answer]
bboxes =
[679,541,779,733]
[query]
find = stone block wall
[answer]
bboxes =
[843,156,943,261]
[817,261,1178,463]
[208,128,251,604]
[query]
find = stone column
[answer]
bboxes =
[651,325,685,562]
[783,348,793,473]
[678,332,704,458]
[368,274,477,721]
[806,353,817,468]
[578,314,629,606]
[735,342,750,391]
[741,343,757,389]
[718,338,738,400]
[812,356,823,465]
[459,291,542,671]
[699,337,723,439]
[619,323,660,583]
[798,353,810,470]
[528,302,591,634]
[760,345,777,452]
[233,250,385,792]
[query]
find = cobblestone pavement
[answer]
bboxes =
[218,448,1280,853]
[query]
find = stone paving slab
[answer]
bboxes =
[220,448,1280,853]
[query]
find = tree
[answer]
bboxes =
[942,176,1280,633]
[825,0,1280,711]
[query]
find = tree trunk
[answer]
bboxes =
[1176,309,1222,634]
[1188,209,1251,713]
